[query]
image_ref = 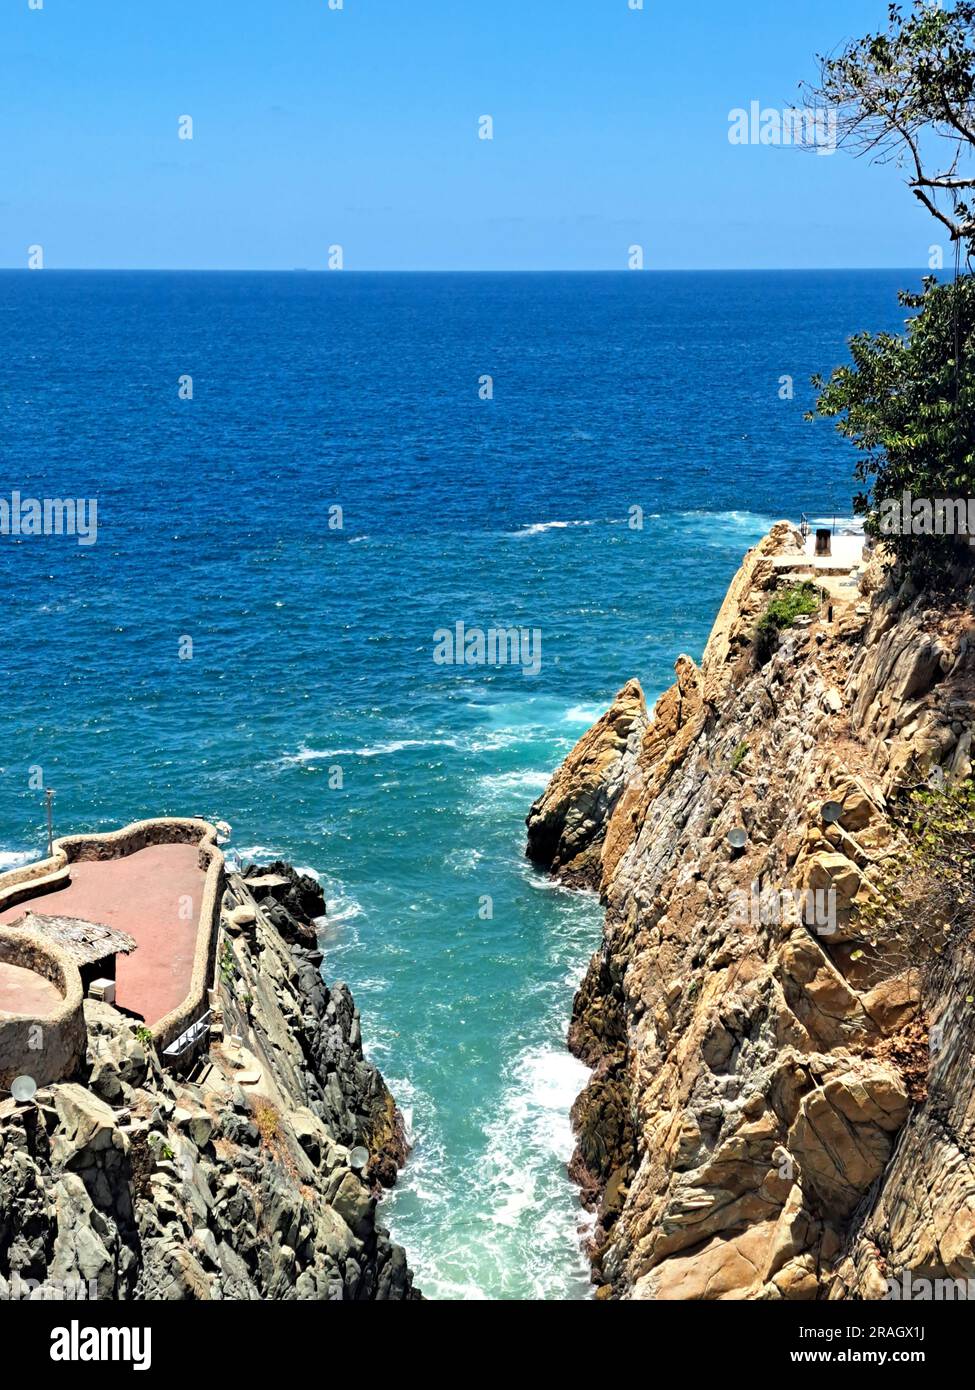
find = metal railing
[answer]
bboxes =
[162,1008,212,1070]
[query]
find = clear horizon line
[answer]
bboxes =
[0,264,941,275]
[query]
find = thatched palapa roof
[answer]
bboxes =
[10,912,137,966]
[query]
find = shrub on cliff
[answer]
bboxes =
[754,581,819,664]
[853,778,975,982]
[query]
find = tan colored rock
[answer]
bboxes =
[700,521,805,702]
[861,972,919,1034]
[787,1062,909,1219]
[634,1221,778,1300]
[602,657,705,889]
[800,851,863,911]
[778,935,877,1046]
[534,524,975,1301]
[525,678,648,887]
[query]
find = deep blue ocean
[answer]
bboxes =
[0,269,920,1298]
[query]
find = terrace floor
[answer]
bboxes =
[0,843,205,1026]
[0,962,62,1018]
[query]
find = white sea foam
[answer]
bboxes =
[323,892,364,925]
[676,507,778,533]
[524,873,569,891]
[469,769,551,817]
[444,846,484,873]
[464,694,598,747]
[563,702,602,724]
[381,886,601,1300]
[281,746,351,764]
[348,976,390,994]
[0,849,40,870]
[230,843,281,864]
[465,729,535,753]
[283,737,458,764]
[480,769,550,793]
[475,1044,594,1289]
[356,737,459,757]
[508,519,594,538]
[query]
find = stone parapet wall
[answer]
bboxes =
[150,822,225,1055]
[0,928,86,1089]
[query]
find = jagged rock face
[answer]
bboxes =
[538,523,975,1300]
[242,861,325,947]
[0,869,418,1301]
[830,934,975,1300]
[526,678,649,888]
[221,873,408,1190]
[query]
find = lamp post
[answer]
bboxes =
[45,788,55,857]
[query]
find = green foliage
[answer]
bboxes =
[811,275,975,584]
[731,741,750,772]
[854,778,975,969]
[755,582,820,663]
[219,940,238,984]
[908,779,975,873]
[134,1024,153,1047]
[811,2,975,252]
[805,5,975,586]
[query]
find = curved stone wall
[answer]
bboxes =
[0,928,86,1089]
[149,822,225,1054]
[0,818,225,1059]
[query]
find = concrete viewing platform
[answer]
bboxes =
[0,819,225,1072]
[769,528,868,607]
[771,530,866,574]
[0,843,205,1027]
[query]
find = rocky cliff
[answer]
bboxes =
[0,863,418,1301]
[528,522,975,1299]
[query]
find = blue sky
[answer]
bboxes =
[0,0,947,270]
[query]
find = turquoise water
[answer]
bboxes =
[0,270,920,1298]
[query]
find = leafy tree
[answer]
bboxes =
[809,1,975,251]
[811,274,975,580]
[806,3,975,581]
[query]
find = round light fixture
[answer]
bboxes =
[10,1075,37,1104]
[726,828,748,852]
[349,1145,370,1172]
[821,801,844,825]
